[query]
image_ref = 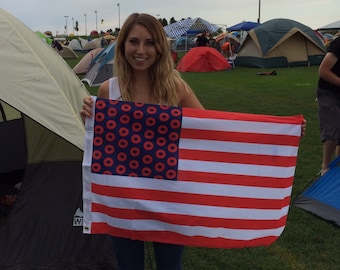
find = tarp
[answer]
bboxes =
[235,18,326,68]
[227,21,260,31]
[176,47,232,72]
[164,17,219,39]
[295,156,340,226]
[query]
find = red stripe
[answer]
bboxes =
[182,107,304,125]
[92,183,291,209]
[177,170,294,188]
[92,203,288,230]
[179,149,298,167]
[91,223,280,248]
[181,128,300,146]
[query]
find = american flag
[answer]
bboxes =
[82,97,303,249]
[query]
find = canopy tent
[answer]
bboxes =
[164,17,219,39]
[171,36,196,52]
[227,21,260,31]
[0,8,116,269]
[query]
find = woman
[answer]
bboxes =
[80,13,204,270]
[80,13,307,269]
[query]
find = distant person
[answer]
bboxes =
[316,36,340,175]
[195,31,209,47]
[208,35,217,49]
[221,41,234,58]
[51,39,63,55]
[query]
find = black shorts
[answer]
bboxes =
[317,91,340,142]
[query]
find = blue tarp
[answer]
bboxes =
[227,21,260,31]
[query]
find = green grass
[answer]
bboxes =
[69,55,340,270]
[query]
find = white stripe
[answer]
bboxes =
[179,138,299,156]
[182,116,301,136]
[178,159,296,178]
[90,212,285,240]
[91,193,290,220]
[92,173,292,199]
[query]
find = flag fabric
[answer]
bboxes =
[83,96,303,249]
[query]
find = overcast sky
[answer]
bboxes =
[1,0,338,36]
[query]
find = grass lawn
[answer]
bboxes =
[69,54,340,270]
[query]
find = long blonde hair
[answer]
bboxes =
[114,13,188,106]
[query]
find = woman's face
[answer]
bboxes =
[124,24,157,73]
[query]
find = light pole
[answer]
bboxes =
[257,0,261,23]
[64,15,69,36]
[84,13,87,36]
[72,17,74,34]
[95,10,98,32]
[117,3,120,29]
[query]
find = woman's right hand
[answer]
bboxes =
[80,96,94,124]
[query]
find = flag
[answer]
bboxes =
[83,96,303,249]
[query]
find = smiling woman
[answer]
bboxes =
[80,12,204,270]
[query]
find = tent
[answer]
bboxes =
[81,42,115,86]
[215,32,240,53]
[73,47,104,74]
[68,38,83,51]
[227,21,260,31]
[318,20,340,31]
[171,36,196,52]
[35,31,53,45]
[235,18,326,68]
[0,8,117,269]
[294,157,340,227]
[164,17,219,39]
[83,38,102,50]
[59,45,78,59]
[176,46,232,72]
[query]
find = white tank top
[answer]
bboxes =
[108,77,122,100]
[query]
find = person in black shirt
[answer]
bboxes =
[195,31,209,47]
[316,37,340,175]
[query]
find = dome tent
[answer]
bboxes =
[0,8,117,269]
[235,18,326,68]
[176,47,232,72]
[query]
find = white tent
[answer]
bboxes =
[0,8,117,268]
[0,9,87,150]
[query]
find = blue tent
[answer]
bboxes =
[294,156,340,226]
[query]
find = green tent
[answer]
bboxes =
[235,18,326,68]
[35,31,53,45]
